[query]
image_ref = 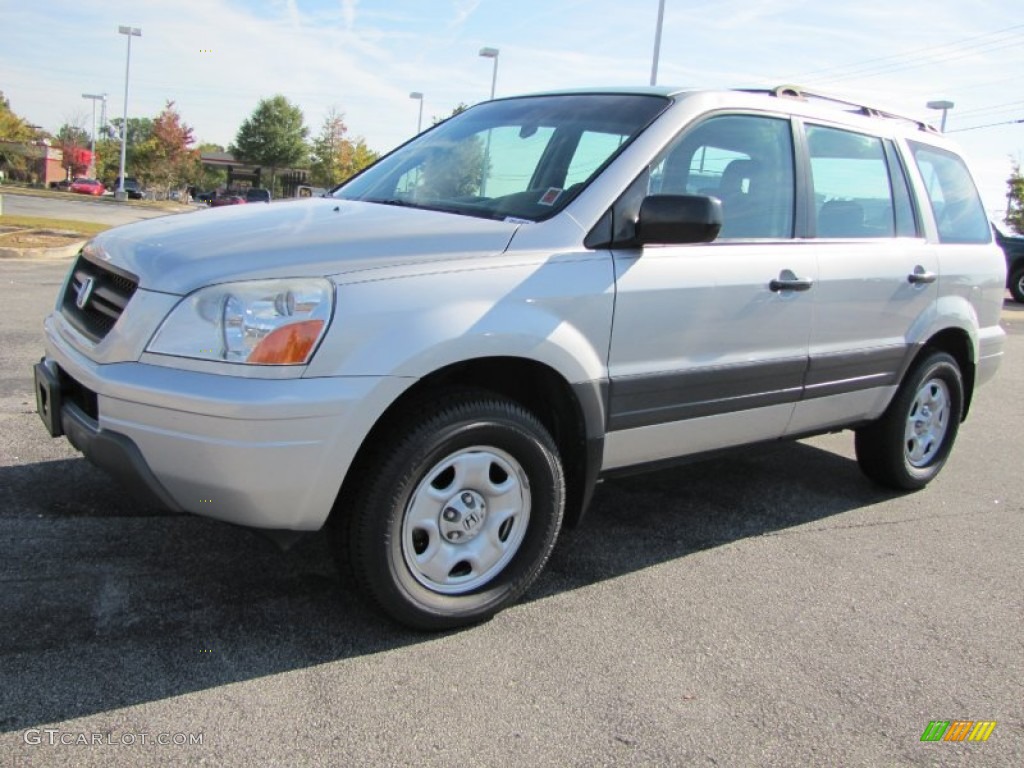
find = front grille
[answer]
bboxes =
[60,253,139,342]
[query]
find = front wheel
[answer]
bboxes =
[342,392,565,630]
[855,351,964,490]
[1009,265,1024,304]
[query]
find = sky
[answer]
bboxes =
[1,0,1021,215]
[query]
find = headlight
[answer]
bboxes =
[147,278,334,365]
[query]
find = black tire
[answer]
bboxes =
[342,391,564,631]
[855,351,963,490]
[1009,265,1024,304]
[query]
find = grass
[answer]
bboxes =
[0,215,109,237]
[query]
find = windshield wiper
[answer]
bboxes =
[357,197,497,220]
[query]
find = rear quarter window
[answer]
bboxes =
[909,142,990,244]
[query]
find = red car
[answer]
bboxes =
[210,191,247,207]
[68,178,106,196]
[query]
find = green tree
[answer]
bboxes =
[1006,161,1024,234]
[0,92,35,141]
[430,102,470,127]
[230,95,308,192]
[134,101,199,197]
[0,92,37,179]
[94,137,123,187]
[420,103,486,198]
[193,142,227,192]
[106,117,154,180]
[309,108,379,188]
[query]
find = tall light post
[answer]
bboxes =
[479,47,499,100]
[926,99,954,132]
[409,91,424,134]
[116,25,141,201]
[81,93,105,177]
[650,0,666,85]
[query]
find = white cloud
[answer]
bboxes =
[0,0,1018,205]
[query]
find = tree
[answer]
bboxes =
[193,142,227,192]
[94,137,123,187]
[0,92,35,141]
[106,117,154,181]
[230,95,308,192]
[56,122,91,178]
[309,108,379,188]
[0,92,37,179]
[430,102,470,127]
[134,101,199,197]
[108,116,154,145]
[1006,161,1024,235]
[419,103,486,198]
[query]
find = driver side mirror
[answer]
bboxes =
[636,195,722,245]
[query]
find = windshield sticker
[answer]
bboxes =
[538,188,562,206]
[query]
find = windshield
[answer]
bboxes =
[334,94,669,221]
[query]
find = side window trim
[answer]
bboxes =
[883,139,921,238]
[790,117,814,239]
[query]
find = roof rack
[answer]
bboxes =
[745,85,939,134]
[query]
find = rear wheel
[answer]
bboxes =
[342,391,564,630]
[855,351,963,490]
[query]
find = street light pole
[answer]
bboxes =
[116,25,141,201]
[650,0,666,86]
[926,99,954,132]
[479,47,499,100]
[81,93,105,177]
[409,92,424,134]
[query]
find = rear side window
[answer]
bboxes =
[909,142,991,244]
[807,125,896,238]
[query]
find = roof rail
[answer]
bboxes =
[748,85,939,134]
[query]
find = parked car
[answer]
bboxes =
[113,177,144,200]
[210,191,247,207]
[50,179,72,191]
[193,190,216,206]
[245,187,272,204]
[68,178,105,196]
[34,85,1006,630]
[994,224,1024,302]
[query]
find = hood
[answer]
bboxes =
[89,199,520,295]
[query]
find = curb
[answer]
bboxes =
[0,239,85,260]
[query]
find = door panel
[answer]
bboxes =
[605,242,815,467]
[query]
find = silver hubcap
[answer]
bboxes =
[904,377,950,467]
[402,447,530,594]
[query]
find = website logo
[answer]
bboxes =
[920,720,996,742]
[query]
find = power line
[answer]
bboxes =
[947,118,1024,133]
[791,24,1024,84]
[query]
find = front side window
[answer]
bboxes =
[650,114,795,239]
[909,142,991,244]
[336,94,668,221]
[807,125,895,238]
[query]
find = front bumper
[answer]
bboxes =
[39,315,407,530]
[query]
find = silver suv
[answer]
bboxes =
[34,86,1006,629]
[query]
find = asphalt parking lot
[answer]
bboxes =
[0,256,1021,767]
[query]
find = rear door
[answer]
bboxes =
[787,122,935,434]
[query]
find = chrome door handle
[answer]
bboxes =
[908,268,937,285]
[769,274,814,292]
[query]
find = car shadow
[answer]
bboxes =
[0,439,892,732]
